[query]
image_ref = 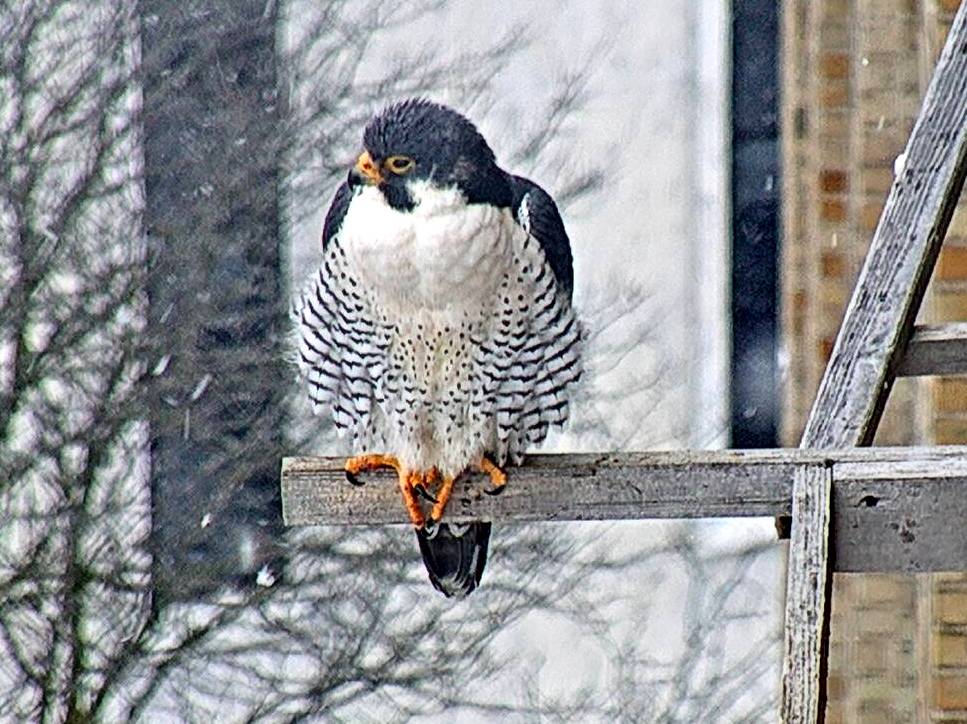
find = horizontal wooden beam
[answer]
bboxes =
[281,446,967,572]
[897,323,967,376]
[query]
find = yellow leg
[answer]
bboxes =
[430,475,456,523]
[480,455,507,496]
[399,470,426,528]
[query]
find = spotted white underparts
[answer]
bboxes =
[295,180,581,478]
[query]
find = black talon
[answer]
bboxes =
[345,470,365,487]
[484,485,506,497]
[414,485,438,504]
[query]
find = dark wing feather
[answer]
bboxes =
[472,173,581,465]
[321,181,353,250]
[508,174,574,298]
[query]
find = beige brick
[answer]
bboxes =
[818,111,851,140]
[822,198,847,222]
[934,675,967,710]
[859,699,909,720]
[822,251,847,278]
[823,709,844,724]
[939,24,951,48]
[821,0,850,16]
[820,16,850,36]
[934,418,967,444]
[948,204,967,241]
[821,82,850,109]
[861,167,893,194]
[855,639,890,672]
[821,282,850,310]
[860,201,883,231]
[858,19,916,54]
[938,247,967,281]
[819,336,835,363]
[857,56,920,92]
[827,673,846,702]
[857,607,912,634]
[935,379,967,414]
[937,590,967,624]
[820,145,851,168]
[935,572,967,591]
[933,290,967,322]
[937,633,967,667]
[861,131,909,166]
[859,575,915,606]
[821,52,850,79]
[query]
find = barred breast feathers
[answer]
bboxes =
[476,222,582,465]
[295,243,388,447]
[295,186,581,471]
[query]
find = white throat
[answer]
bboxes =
[337,180,516,313]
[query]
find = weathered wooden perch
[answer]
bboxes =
[282,446,967,572]
[897,322,967,376]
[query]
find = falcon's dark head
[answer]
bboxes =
[349,99,512,211]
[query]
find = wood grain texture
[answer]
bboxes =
[281,447,967,571]
[282,450,799,525]
[782,465,832,724]
[801,2,967,448]
[897,323,967,376]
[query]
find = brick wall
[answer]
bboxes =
[780,0,855,445]
[932,575,967,716]
[922,4,967,713]
[779,0,967,720]
[825,576,923,722]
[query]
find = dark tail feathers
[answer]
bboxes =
[415,521,491,597]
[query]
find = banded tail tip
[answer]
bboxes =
[415,521,491,597]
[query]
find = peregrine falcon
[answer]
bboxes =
[295,99,581,596]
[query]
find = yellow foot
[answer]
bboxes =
[344,454,430,528]
[426,458,508,523]
[480,455,507,496]
[344,453,401,486]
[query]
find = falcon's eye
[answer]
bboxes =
[385,155,415,175]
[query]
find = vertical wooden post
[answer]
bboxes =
[781,465,833,723]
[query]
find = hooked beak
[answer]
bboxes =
[350,150,383,187]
